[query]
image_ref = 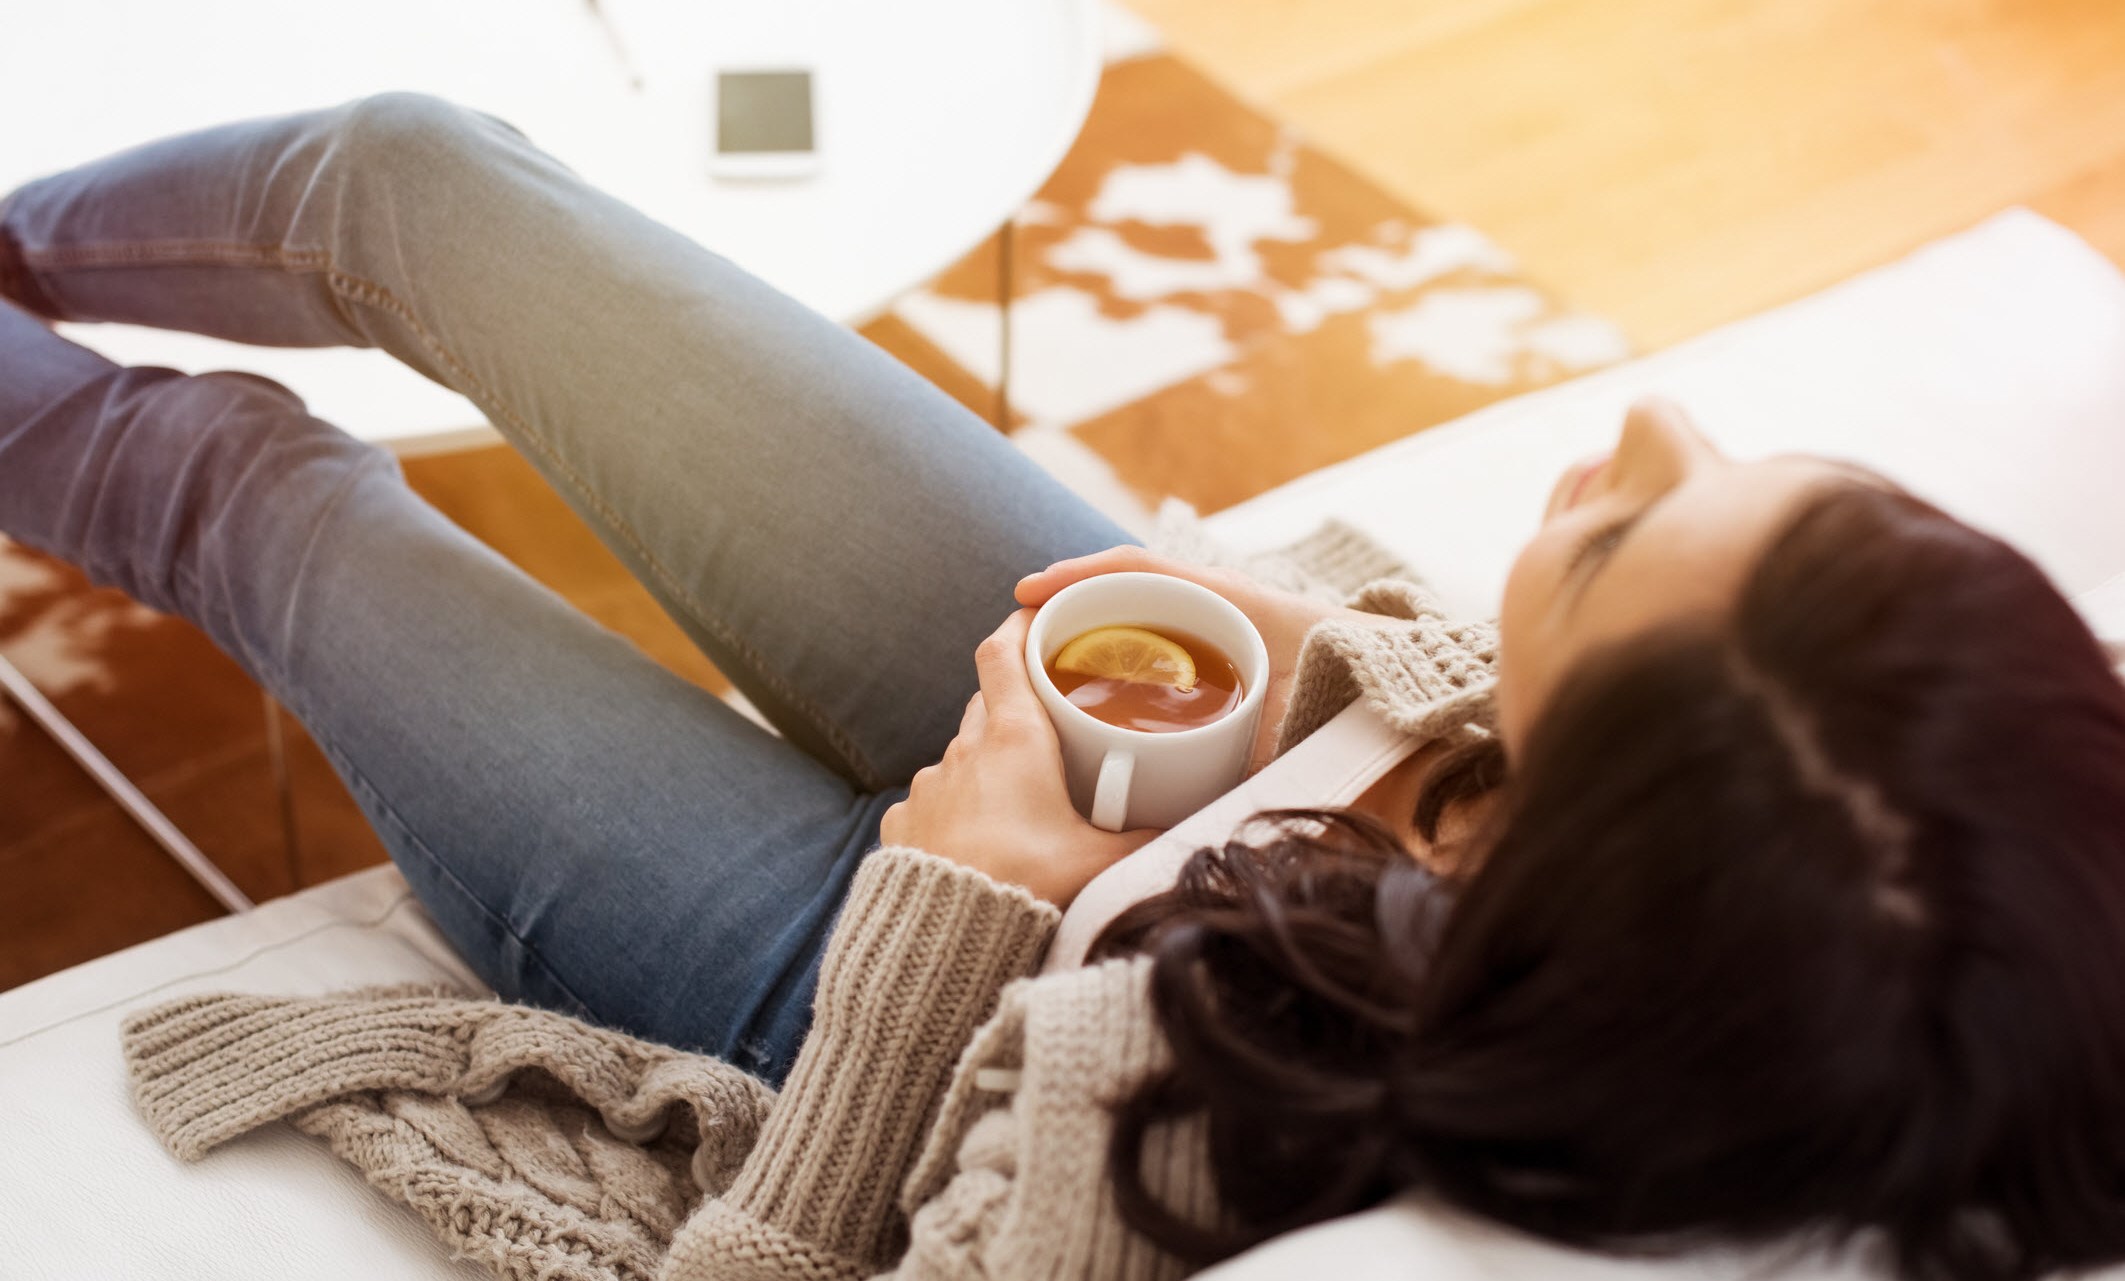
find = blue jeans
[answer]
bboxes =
[0,92,1138,1085]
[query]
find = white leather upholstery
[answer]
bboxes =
[1200,1192,1886,1281]
[3,207,2121,1278]
[0,870,490,1278]
[1200,1190,2125,1281]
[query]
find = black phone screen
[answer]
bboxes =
[716,70,815,154]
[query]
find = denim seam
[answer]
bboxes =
[316,265,884,789]
[21,235,887,791]
[27,241,331,271]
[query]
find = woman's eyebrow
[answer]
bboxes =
[1826,457,1906,492]
[1788,453,1905,494]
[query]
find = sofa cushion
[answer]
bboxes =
[1198,1192,1883,1281]
[0,869,491,1279]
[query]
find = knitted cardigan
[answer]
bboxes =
[120,506,1500,1281]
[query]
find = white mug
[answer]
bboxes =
[1025,571,1270,832]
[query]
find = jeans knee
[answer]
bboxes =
[58,366,393,634]
[194,368,382,451]
[327,91,530,180]
[139,370,396,528]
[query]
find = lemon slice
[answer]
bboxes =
[1053,625,1197,691]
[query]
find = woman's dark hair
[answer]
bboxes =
[1091,482,2125,1281]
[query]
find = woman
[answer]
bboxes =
[13,95,2125,1281]
[1089,438,2125,1281]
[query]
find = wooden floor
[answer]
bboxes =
[1127,0,2125,347]
[7,0,2124,990]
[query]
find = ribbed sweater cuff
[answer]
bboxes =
[122,986,483,1161]
[1272,579,1500,756]
[722,844,1059,1268]
[1340,575,1443,620]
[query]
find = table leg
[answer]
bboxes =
[996,213,1016,430]
[0,653,253,914]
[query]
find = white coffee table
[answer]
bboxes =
[1,0,1100,449]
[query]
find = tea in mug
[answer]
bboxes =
[1045,623,1243,733]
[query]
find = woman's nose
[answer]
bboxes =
[1614,395,1722,489]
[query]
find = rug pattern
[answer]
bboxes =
[860,15,1627,530]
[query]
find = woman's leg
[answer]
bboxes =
[0,91,1141,794]
[0,96,1141,1083]
[0,299,875,1082]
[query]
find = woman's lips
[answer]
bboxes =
[1562,454,1611,510]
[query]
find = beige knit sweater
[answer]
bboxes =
[120,512,1499,1281]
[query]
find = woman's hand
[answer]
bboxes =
[1015,545,1382,774]
[879,607,1164,909]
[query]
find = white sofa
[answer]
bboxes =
[4,208,2122,1280]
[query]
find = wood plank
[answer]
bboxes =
[1126,0,2125,346]
[2031,149,2125,269]
[0,738,224,990]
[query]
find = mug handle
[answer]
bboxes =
[1090,749,1136,832]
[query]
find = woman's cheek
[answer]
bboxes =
[1494,527,1573,753]
[1498,524,1563,649]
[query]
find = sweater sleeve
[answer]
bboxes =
[880,958,1205,1281]
[659,843,1060,1281]
[1269,575,1501,758]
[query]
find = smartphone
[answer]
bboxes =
[709,68,818,179]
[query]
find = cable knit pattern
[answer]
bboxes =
[890,958,1215,1281]
[690,847,1060,1277]
[122,987,776,1281]
[119,510,1502,1281]
[1143,497,1415,604]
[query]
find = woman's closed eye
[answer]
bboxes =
[1564,514,1641,606]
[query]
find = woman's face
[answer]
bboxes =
[1494,396,1876,752]
[1351,397,1882,857]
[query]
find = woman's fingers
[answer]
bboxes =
[972,608,1045,732]
[1013,545,1221,607]
[958,690,984,738]
[1011,545,1147,605]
